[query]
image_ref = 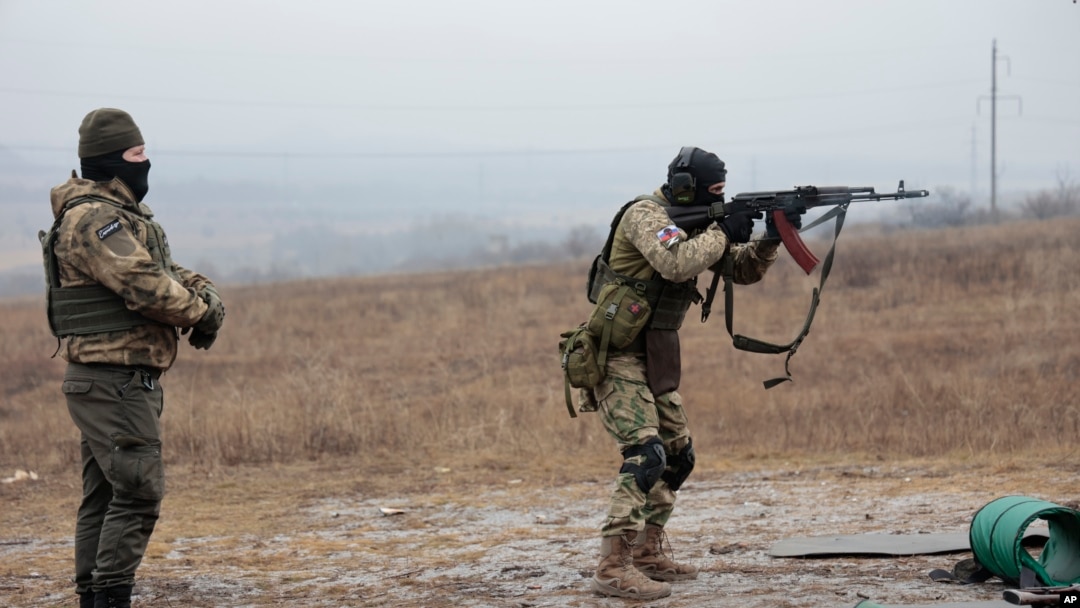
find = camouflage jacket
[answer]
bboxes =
[48,173,212,370]
[609,188,779,285]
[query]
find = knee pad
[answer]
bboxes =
[661,438,696,491]
[620,436,666,493]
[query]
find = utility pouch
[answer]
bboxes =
[559,324,605,417]
[560,325,603,389]
[586,281,651,351]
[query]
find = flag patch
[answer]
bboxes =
[96,220,122,240]
[656,225,680,248]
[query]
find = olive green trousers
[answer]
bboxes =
[63,362,164,593]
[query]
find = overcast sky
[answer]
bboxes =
[2,0,1078,200]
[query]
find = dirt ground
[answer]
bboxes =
[1,457,1076,607]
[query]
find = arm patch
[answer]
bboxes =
[656,224,681,249]
[96,220,122,240]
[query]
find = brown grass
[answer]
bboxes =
[1,217,1078,478]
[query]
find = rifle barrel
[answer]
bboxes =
[814,186,874,195]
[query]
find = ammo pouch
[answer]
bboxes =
[559,324,604,417]
[642,280,700,394]
[649,281,699,331]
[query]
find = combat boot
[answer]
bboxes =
[93,585,132,608]
[591,532,672,600]
[633,523,699,582]
[78,592,95,608]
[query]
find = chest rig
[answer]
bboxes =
[40,195,174,337]
[586,196,703,337]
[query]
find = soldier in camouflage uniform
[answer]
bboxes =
[586,147,797,600]
[44,108,225,608]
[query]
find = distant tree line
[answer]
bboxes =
[2,175,1078,296]
[905,171,1079,229]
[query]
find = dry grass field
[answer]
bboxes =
[1,217,1078,607]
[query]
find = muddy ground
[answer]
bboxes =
[1,459,1074,607]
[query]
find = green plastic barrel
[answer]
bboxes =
[969,495,1080,586]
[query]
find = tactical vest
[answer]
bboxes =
[586,195,702,336]
[41,195,175,337]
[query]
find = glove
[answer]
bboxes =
[765,207,804,240]
[717,213,754,244]
[194,287,225,334]
[188,327,218,350]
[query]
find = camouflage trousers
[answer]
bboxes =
[63,362,165,593]
[589,353,691,537]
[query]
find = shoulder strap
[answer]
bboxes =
[598,199,639,264]
[635,194,667,206]
[62,194,126,215]
[42,195,121,289]
[588,197,654,303]
[715,203,850,389]
[599,196,668,262]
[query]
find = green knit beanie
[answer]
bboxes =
[78,108,144,158]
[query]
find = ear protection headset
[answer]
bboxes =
[669,146,697,205]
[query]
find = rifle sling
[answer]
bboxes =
[561,328,580,418]
[704,203,849,389]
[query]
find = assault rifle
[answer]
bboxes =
[662,180,929,389]
[1004,584,1080,605]
[665,181,930,274]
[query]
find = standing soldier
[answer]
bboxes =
[583,147,797,599]
[42,108,225,608]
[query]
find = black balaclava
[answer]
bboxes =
[664,147,727,205]
[690,149,727,204]
[81,151,151,203]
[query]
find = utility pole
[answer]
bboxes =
[991,39,998,218]
[970,124,977,202]
[978,39,1021,221]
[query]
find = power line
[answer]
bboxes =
[0,36,977,64]
[1011,76,1080,88]
[0,80,983,112]
[1,117,971,160]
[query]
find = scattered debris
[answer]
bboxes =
[709,542,746,555]
[1,470,38,484]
